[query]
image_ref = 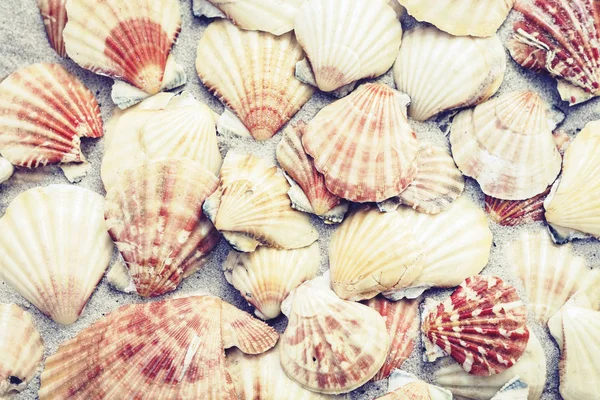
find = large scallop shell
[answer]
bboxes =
[280,276,389,394]
[485,187,550,226]
[203,152,318,252]
[329,207,424,301]
[105,159,220,297]
[450,91,562,200]
[294,0,402,92]
[37,0,67,56]
[398,0,514,37]
[38,295,278,399]
[507,0,600,105]
[422,276,529,376]
[302,82,419,203]
[0,63,103,182]
[377,370,452,400]
[196,20,313,141]
[393,26,506,122]
[276,122,348,223]
[0,304,44,398]
[0,185,113,325]
[223,243,320,320]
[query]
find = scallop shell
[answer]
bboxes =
[398,0,514,37]
[0,63,102,181]
[196,20,313,141]
[329,206,424,301]
[203,152,319,252]
[485,187,550,226]
[377,370,452,400]
[0,185,112,325]
[393,26,506,122]
[507,0,600,105]
[280,275,389,394]
[223,243,320,320]
[544,120,600,241]
[422,276,529,376]
[0,156,14,185]
[276,122,348,223]
[450,91,562,200]
[303,82,420,203]
[37,0,67,56]
[366,297,420,381]
[294,0,402,92]
[491,377,529,400]
[105,159,220,297]
[0,304,44,398]
[38,295,278,399]
[63,0,185,108]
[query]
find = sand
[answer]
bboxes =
[1,1,598,399]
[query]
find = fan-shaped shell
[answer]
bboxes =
[38,295,278,399]
[302,83,419,203]
[329,207,424,301]
[196,20,313,141]
[223,243,320,320]
[393,26,506,122]
[294,0,402,92]
[204,152,318,252]
[422,276,529,376]
[485,187,550,226]
[0,63,102,180]
[0,304,44,398]
[377,370,452,400]
[105,159,220,297]
[491,377,529,400]
[450,91,562,200]
[37,0,67,56]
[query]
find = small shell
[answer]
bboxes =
[39,295,278,399]
[485,187,550,226]
[37,0,67,56]
[280,276,389,394]
[329,207,425,301]
[377,370,452,400]
[393,26,506,121]
[0,63,102,180]
[105,159,220,297]
[204,152,318,252]
[303,83,420,203]
[196,20,313,141]
[0,304,44,398]
[276,122,348,223]
[422,276,529,376]
[106,258,137,294]
[491,377,529,400]
[398,0,514,37]
[450,91,562,200]
[223,243,320,320]
[0,185,113,325]
[294,0,402,92]
[0,156,14,185]
[366,297,420,381]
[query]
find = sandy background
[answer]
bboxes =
[1,1,600,399]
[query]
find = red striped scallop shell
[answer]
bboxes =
[37,0,68,57]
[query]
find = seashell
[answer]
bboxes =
[276,122,348,224]
[544,120,600,241]
[329,206,424,301]
[0,304,44,398]
[0,156,14,185]
[196,20,313,141]
[37,0,67,56]
[280,275,389,394]
[0,63,103,182]
[220,300,280,355]
[0,185,113,324]
[105,158,220,297]
[106,258,137,294]
[485,187,550,226]
[398,0,514,37]
[491,377,529,400]
[39,295,278,399]
[422,276,529,376]
[376,370,452,400]
[203,152,318,252]
[223,243,319,320]
[450,90,562,200]
[294,0,402,92]
[507,0,600,105]
[63,0,185,109]
[379,144,465,214]
[366,297,419,381]
[303,82,420,203]
[393,26,506,122]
